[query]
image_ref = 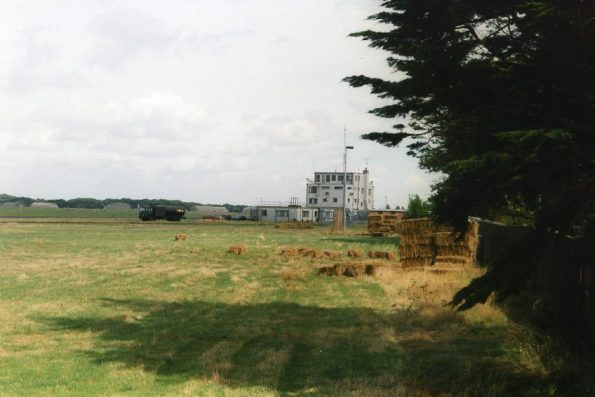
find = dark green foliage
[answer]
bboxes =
[404,194,432,219]
[346,1,595,312]
[0,194,247,213]
[0,194,34,207]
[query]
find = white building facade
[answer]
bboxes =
[251,169,375,223]
[305,168,374,215]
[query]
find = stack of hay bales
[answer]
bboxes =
[367,210,405,236]
[399,218,479,267]
[434,222,479,266]
[399,219,435,267]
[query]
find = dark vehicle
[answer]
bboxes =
[139,205,185,221]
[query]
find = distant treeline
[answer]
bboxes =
[0,194,246,213]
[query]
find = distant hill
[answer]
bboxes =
[0,194,246,213]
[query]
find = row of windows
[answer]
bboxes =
[261,209,318,217]
[308,185,352,194]
[314,174,354,183]
[308,197,372,206]
[310,187,372,195]
[309,198,340,204]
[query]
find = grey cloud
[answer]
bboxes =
[3,26,90,91]
[0,0,433,204]
[247,111,338,147]
[87,7,254,69]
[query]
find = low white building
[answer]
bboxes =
[191,205,229,216]
[255,198,317,222]
[30,202,59,209]
[254,169,375,223]
[1,201,25,207]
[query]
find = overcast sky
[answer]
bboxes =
[0,0,435,207]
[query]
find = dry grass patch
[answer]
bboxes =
[274,221,315,230]
[277,266,309,282]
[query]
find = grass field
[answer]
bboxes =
[0,216,558,396]
[0,207,208,220]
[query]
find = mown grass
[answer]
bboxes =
[0,219,558,396]
[0,207,206,220]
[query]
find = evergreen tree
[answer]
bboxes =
[346,1,595,310]
[404,194,432,219]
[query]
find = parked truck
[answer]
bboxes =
[138,205,185,221]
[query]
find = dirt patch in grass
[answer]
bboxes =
[274,222,315,230]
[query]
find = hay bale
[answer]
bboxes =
[367,210,405,235]
[228,244,247,255]
[318,263,377,277]
[303,249,323,258]
[318,266,333,275]
[398,218,479,267]
[347,248,364,258]
[401,257,433,267]
[279,247,299,256]
[174,234,188,241]
[323,250,342,259]
[279,246,328,259]
[367,251,396,260]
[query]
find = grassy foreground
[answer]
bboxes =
[0,219,555,396]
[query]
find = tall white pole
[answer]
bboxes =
[343,130,347,231]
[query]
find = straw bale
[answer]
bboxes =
[302,248,323,258]
[434,255,469,265]
[279,247,299,256]
[174,234,188,241]
[400,257,433,268]
[347,248,364,258]
[318,263,377,277]
[399,218,432,235]
[228,244,247,255]
[398,218,479,267]
[367,251,396,260]
[368,211,404,235]
[434,232,458,246]
[435,246,471,257]
[323,250,342,259]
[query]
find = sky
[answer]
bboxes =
[0,0,435,208]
